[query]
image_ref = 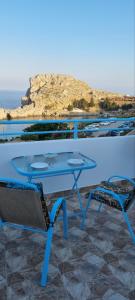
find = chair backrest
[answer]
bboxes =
[0,179,50,231]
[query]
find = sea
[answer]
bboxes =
[0,90,27,139]
[0,90,97,140]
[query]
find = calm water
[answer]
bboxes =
[0,90,97,139]
[0,90,26,138]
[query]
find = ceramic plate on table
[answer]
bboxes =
[67,159,84,166]
[30,162,49,170]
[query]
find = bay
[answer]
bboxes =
[0,90,27,139]
[0,90,98,140]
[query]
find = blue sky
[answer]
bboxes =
[0,0,134,94]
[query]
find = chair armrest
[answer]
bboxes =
[92,187,122,206]
[49,197,64,224]
[108,176,135,187]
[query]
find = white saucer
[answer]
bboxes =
[67,159,84,166]
[30,162,49,170]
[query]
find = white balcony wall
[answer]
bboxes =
[0,136,135,194]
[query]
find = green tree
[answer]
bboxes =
[67,104,73,111]
[6,113,12,120]
[73,98,88,110]
[21,122,72,141]
[121,104,132,110]
[89,97,95,107]
[99,99,119,111]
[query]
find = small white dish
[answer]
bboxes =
[30,162,49,170]
[67,159,84,166]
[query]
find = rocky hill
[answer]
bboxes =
[0,74,134,119]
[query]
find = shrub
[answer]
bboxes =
[67,104,73,111]
[121,104,133,110]
[88,98,95,107]
[73,98,88,110]
[99,99,119,111]
[21,122,72,141]
[6,113,12,120]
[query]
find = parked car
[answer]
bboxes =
[119,124,126,128]
[110,130,124,136]
[92,128,99,131]
[119,130,124,134]
[110,131,119,136]
[119,124,129,130]
[85,123,99,129]
[108,120,116,123]
[124,122,130,126]
[100,122,110,126]
[108,118,116,123]
[84,126,92,130]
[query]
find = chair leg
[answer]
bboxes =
[62,199,68,239]
[97,202,103,212]
[82,191,94,227]
[0,219,3,228]
[41,227,53,287]
[86,191,94,213]
[121,210,135,244]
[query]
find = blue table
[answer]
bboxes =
[11,152,96,224]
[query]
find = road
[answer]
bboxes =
[86,121,126,137]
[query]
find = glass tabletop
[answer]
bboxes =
[11,152,96,178]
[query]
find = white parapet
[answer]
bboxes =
[0,136,135,193]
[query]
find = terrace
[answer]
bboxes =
[0,118,135,300]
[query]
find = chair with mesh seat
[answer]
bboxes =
[0,177,68,287]
[84,176,135,243]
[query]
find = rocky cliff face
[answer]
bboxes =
[21,74,93,115]
[0,74,125,119]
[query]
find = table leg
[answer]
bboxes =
[71,171,85,227]
[28,176,32,183]
[71,170,82,191]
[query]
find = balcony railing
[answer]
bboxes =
[0,117,135,139]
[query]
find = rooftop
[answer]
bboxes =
[0,185,135,300]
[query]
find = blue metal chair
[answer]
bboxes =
[85,176,135,244]
[0,177,68,287]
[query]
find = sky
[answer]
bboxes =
[0,0,134,95]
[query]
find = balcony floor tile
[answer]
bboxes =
[0,186,135,300]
